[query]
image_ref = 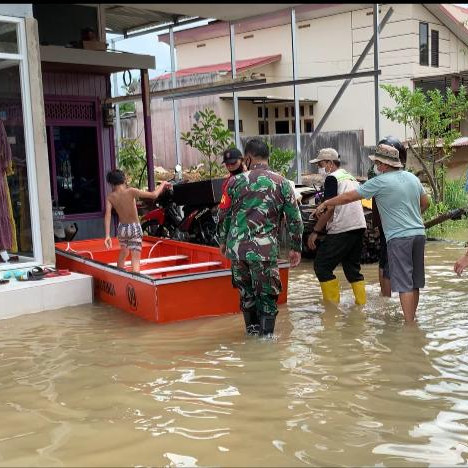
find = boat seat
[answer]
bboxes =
[143,261,223,276]
[109,255,188,267]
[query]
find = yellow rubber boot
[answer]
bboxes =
[351,280,366,305]
[319,279,340,304]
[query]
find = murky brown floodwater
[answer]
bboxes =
[1,240,468,467]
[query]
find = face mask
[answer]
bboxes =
[229,165,244,175]
[318,167,327,176]
[373,164,382,175]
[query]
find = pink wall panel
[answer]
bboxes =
[42,72,108,99]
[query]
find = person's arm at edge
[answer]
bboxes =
[316,190,363,215]
[420,193,430,214]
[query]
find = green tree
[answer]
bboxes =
[119,101,135,116]
[381,83,468,202]
[180,108,234,179]
[117,138,147,189]
[264,139,296,178]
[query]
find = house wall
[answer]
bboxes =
[165,3,468,152]
[42,71,114,240]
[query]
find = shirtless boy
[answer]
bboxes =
[104,169,170,272]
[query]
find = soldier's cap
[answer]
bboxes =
[222,148,243,164]
[369,143,403,168]
[309,148,340,164]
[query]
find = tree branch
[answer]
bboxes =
[407,141,439,201]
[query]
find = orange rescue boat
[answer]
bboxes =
[55,237,290,323]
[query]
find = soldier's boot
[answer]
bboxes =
[351,280,366,305]
[319,278,340,304]
[242,308,260,335]
[259,314,276,337]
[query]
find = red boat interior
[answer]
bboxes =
[55,237,231,280]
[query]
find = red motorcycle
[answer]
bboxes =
[140,182,219,247]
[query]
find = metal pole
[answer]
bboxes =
[169,25,182,178]
[229,22,241,149]
[373,4,380,144]
[291,8,302,184]
[111,39,121,154]
[312,7,393,136]
[141,69,155,191]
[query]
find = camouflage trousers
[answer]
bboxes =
[231,260,282,319]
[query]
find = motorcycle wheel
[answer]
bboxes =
[141,220,172,238]
[197,217,219,247]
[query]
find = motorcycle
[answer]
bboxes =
[139,179,219,247]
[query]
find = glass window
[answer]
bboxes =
[51,126,101,215]
[0,21,18,54]
[275,120,289,134]
[257,107,262,118]
[284,107,289,118]
[309,104,314,115]
[274,107,279,118]
[0,59,34,260]
[419,22,429,66]
[431,30,439,67]
[258,121,269,135]
[300,105,304,116]
[228,119,243,132]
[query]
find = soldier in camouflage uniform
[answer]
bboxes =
[217,138,303,337]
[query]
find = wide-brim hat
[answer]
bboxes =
[309,147,340,164]
[369,143,403,168]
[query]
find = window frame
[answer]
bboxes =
[431,29,439,68]
[419,22,429,66]
[0,14,44,266]
[44,95,105,220]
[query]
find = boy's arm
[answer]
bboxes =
[132,181,171,200]
[104,198,113,249]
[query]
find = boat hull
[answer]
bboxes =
[55,237,290,324]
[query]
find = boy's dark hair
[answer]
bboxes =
[106,169,126,186]
[244,138,269,160]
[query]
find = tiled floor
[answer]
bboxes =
[0,272,93,319]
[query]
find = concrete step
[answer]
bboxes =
[0,272,93,320]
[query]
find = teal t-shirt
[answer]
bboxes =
[356,170,426,242]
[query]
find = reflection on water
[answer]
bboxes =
[1,241,468,466]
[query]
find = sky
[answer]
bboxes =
[108,19,211,96]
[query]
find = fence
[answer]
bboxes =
[241,130,375,178]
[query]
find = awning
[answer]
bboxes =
[104,4,302,36]
[40,46,155,74]
[156,54,281,80]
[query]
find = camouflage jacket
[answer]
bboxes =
[216,163,304,261]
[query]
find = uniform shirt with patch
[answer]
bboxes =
[216,163,303,261]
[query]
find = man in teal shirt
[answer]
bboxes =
[316,144,430,322]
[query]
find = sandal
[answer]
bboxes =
[43,268,71,278]
[23,266,48,281]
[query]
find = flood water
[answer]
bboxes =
[1,240,468,467]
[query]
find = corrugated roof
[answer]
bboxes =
[452,137,468,147]
[156,54,281,80]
